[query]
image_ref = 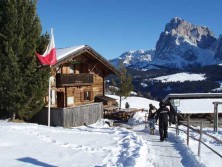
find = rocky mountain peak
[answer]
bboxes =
[110,17,222,70]
[162,17,216,49]
[154,17,218,69]
[165,17,186,33]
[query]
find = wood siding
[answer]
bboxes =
[31,103,103,127]
[53,61,105,107]
[51,51,117,107]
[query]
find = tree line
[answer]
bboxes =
[0,1,134,120]
[0,0,49,120]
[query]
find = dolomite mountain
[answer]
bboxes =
[110,17,222,70]
[214,35,222,59]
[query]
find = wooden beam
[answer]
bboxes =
[65,87,67,107]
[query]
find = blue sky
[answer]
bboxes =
[37,0,222,60]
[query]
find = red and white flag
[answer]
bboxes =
[36,29,57,66]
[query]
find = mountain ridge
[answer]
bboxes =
[110,17,222,70]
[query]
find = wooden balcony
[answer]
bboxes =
[56,73,93,87]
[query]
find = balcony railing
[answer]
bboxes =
[56,73,93,87]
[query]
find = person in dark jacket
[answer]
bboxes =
[148,103,157,135]
[156,101,171,141]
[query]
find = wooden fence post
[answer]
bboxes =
[213,102,218,132]
[198,122,203,156]
[187,115,190,146]
[144,114,148,128]
[176,114,179,135]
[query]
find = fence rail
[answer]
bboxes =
[175,120,222,158]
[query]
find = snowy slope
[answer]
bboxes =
[153,72,206,83]
[0,120,149,167]
[0,95,222,167]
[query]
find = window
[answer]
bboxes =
[84,91,91,101]
[80,90,93,102]
[70,64,75,74]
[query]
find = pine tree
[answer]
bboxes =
[0,0,49,120]
[115,61,133,109]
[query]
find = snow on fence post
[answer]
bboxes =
[198,121,203,156]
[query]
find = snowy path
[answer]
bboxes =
[1,119,219,166]
[133,125,205,167]
[137,131,184,167]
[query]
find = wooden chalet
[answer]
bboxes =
[32,45,121,127]
[49,45,121,108]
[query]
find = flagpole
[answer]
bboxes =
[48,29,54,127]
[36,28,56,127]
[48,68,51,127]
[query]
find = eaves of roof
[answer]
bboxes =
[54,45,121,77]
[163,93,222,104]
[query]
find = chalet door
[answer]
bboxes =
[57,92,64,108]
[82,64,88,73]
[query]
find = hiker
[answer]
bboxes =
[156,101,171,141]
[148,103,157,135]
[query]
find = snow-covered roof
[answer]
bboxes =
[56,45,85,62]
[177,99,222,114]
[163,93,222,102]
[55,45,121,76]
[163,93,222,114]
[108,94,222,114]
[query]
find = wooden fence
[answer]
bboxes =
[174,118,222,158]
[31,102,103,128]
[140,114,222,158]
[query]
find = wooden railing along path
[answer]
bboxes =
[172,117,222,158]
